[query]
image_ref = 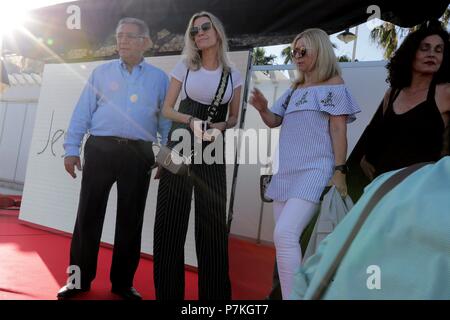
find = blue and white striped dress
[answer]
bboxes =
[266,84,361,203]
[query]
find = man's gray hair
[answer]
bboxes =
[116,17,150,37]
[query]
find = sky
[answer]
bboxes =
[0,0,75,36]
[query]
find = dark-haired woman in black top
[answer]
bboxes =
[361,20,450,180]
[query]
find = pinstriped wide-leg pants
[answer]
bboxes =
[153,161,231,300]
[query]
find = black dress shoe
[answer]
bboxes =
[111,287,142,300]
[57,285,90,300]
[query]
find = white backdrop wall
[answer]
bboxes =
[18,52,251,267]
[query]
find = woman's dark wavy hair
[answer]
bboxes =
[387,20,450,89]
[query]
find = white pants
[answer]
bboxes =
[273,198,318,300]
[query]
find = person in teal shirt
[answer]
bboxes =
[292,125,450,299]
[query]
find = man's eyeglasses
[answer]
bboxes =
[291,47,308,58]
[116,33,145,40]
[190,22,212,37]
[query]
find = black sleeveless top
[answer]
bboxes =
[366,81,445,176]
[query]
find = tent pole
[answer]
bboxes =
[227,48,254,234]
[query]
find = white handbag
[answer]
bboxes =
[155,144,193,176]
[303,186,354,262]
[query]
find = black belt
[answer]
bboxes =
[92,135,142,145]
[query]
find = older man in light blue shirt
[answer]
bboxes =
[63,54,170,157]
[58,17,170,301]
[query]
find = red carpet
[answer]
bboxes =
[0,205,275,300]
[0,195,21,210]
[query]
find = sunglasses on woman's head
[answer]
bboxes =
[190,22,212,37]
[291,47,308,58]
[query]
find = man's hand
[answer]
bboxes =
[64,156,82,179]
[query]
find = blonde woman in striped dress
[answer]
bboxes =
[249,28,361,299]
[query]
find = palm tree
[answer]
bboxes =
[370,22,399,60]
[370,6,450,60]
[442,7,450,26]
[252,47,276,66]
[281,46,292,64]
[338,55,352,62]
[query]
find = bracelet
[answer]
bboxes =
[187,116,194,125]
[224,120,229,129]
[334,164,349,174]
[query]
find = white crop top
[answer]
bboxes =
[171,59,243,105]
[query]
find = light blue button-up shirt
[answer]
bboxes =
[64,58,171,157]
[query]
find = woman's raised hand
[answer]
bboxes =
[249,87,269,113]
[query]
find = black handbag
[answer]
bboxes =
[155,68,230,176]
[259,87,295,202]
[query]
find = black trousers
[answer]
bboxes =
[153,162,231,300]
[69,135,153,289]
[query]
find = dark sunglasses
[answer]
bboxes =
[190,22,212,37]
[291,47,308,58]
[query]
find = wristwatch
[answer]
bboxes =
[335,164,349,174]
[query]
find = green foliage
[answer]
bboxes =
[370,6,449,60]
[252,47,276,66]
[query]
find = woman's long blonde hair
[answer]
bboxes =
[182,11,232,71]
[292,28,341,86]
